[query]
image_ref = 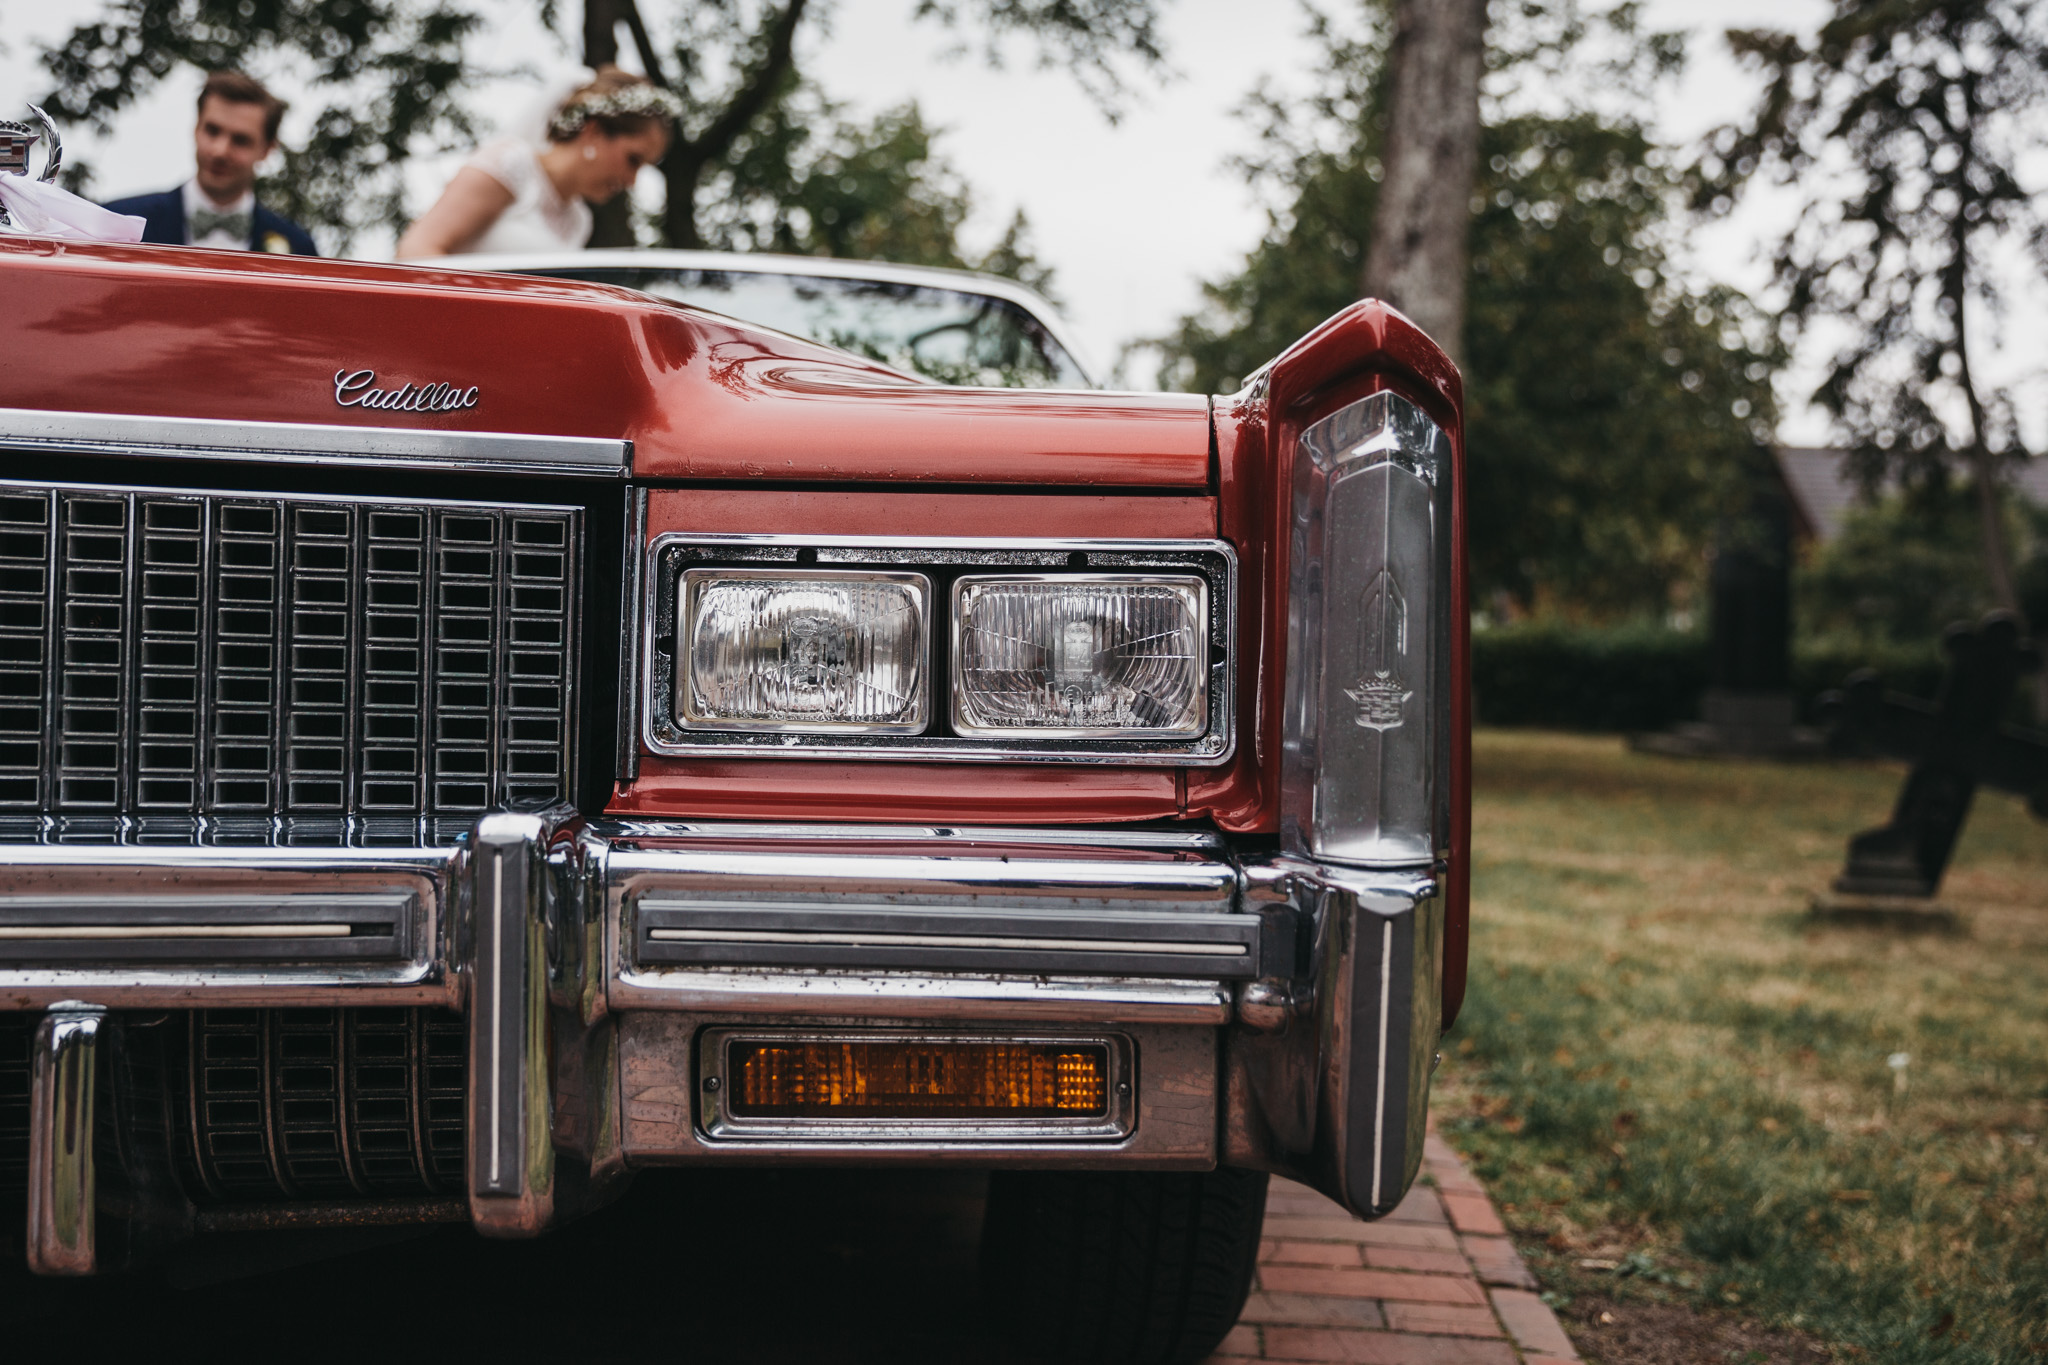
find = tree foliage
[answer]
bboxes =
[1799,488,2048,651]
[907,0,1167,108]
[38,0,1170,258]
[571,0,1170,247]
[1155,2,1780,618]
[1700,0,2048,617]
[688,88,1057,291]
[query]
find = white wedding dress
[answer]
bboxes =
[462,136,592,253]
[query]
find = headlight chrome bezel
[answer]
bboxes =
[639,535,1236,765]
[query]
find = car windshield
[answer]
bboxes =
[531,266,1091,389]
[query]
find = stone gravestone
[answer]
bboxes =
[1816,611,2048,923]
[1700,483,1798,750]
[1635,476,1813,756]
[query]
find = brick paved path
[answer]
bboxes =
[1207,1128,1578,1365]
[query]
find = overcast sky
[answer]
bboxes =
[11,0,2042,446]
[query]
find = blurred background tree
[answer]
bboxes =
[1153,1,1781,621]
[37,0,1169,263]
[1701,0,2048,709]
[1799,489,2048,656]
[586,0,1167,250]
[680,85,1059,289]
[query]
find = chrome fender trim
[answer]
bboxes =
[1222,857,1441,1218]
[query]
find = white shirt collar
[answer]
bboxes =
[182,179,255,217]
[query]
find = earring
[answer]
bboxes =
[583,146,596,160]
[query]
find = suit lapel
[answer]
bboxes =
[159,191,187,247]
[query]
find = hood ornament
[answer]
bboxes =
[0,104,62,230]
[0,104,62,181]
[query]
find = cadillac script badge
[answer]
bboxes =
[334,368,480,413]
[1345,569,1412,730]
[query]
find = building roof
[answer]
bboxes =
[1773,446,2048,542]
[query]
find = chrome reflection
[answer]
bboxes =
[27,1002,103,1275]
[1283,392,1454,867]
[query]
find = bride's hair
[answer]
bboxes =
[546,66,683,143]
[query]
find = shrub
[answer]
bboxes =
[1471,623,1708,731]
[1471,624,1950,731]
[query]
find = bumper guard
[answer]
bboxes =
[4,813,1440,1268]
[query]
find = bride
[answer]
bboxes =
[396,67,679,258]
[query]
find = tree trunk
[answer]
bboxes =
[1361,0,1487,369]
[662,153,710,249]
[1952,289,2041,718]
[655,0,810,247]
[1966,445,2022,615]
[582,0,635,247]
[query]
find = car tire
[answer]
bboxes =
[979,1167,1269,1365]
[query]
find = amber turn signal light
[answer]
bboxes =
[727,1039,1110,1119]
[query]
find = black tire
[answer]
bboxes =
[980,1167,1268,1365]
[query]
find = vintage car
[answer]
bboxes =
[432,248,1098,388]
[0,193,1468,1361]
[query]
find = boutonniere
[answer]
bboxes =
[261,232,292,254]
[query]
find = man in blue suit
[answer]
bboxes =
[104,71,318,255]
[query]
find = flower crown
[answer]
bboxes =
[547,83,684,140]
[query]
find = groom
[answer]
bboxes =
[104,71,318,255]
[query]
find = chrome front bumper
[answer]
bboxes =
[1,812,1440,1268]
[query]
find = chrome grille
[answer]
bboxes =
[172,1007,467,1201]
[0,482,579,816]
[0,1012,27,1195]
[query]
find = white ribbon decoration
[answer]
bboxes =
[0,176,145,242]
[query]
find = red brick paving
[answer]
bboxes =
[1439,1192,1508,1237]
[1486,1290,1578,1358]
[1363,1246,1472,1276]
[1460,1235,1540,1291]
[1206,1124,1577,1363]
[1262,1327,1522,1363]
[1381,1187,1453,1224]
[1242,1293,1388,1329]
[1262,1217,1463,1250]
[1258,1266,1488,1306]
[1381,1303,1506,1337]
[1264,1239,1369,1267]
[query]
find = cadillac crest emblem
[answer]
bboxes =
[0,105,59,181]
[0,103,62,231]
[1345,569,1412,730]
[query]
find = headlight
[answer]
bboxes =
[681,570,928,733]
[951,575,1207,737]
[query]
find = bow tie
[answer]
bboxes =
[190,206,251,241]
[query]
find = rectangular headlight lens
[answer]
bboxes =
[681,569,929,732]
[952,575,1208,737]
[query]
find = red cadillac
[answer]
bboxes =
[0,214,1467,1362]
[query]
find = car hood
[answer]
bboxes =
[0,239,1211,487]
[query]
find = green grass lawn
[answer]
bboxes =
[1435,730,2048,1363]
